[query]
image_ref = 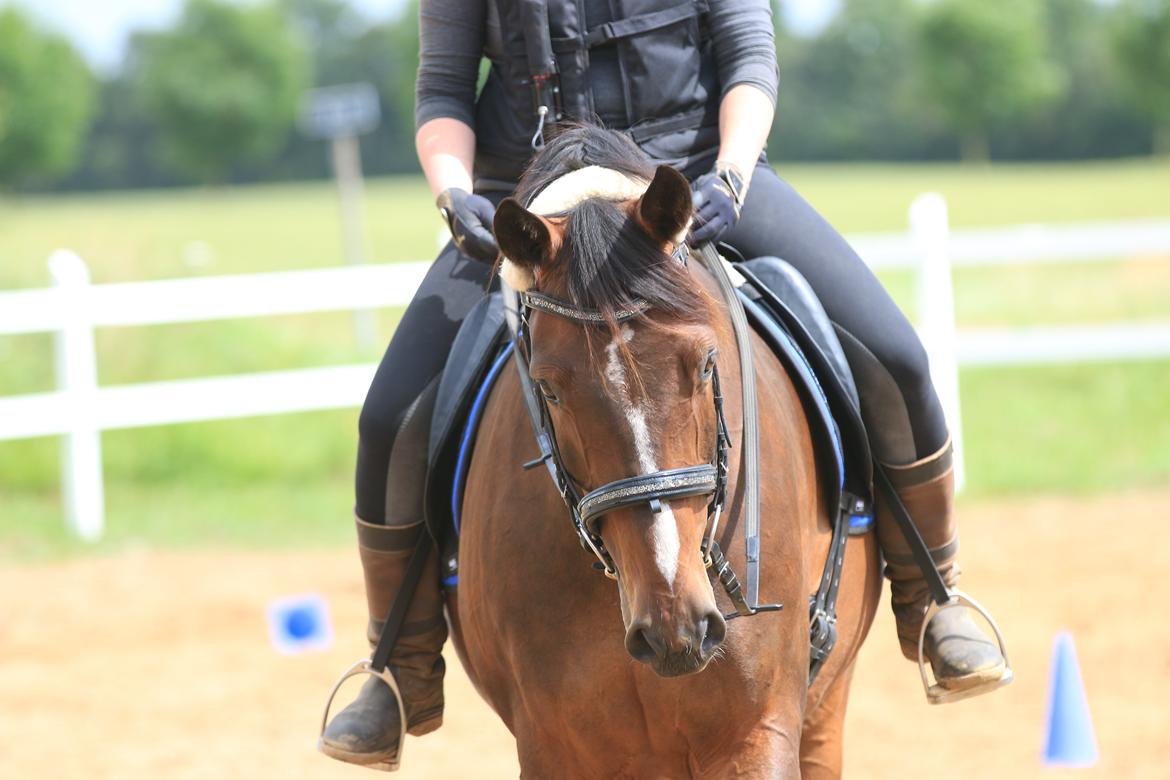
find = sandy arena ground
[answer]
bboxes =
[4,490,1169,779]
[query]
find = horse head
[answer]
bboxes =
[494,162,729,678]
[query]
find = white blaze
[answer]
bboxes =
[605,326,680,587]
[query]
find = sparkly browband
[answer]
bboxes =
[519,290,652,324]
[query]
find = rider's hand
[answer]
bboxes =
[437,188,499,264]
[689,161,747,246]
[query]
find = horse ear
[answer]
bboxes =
[494,198,554,291]
[636,165,693,244]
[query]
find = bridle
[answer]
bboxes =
[507,243,780,620]
[517,282,726,571]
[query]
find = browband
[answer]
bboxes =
[519,291,651,324]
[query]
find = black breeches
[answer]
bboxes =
[722,164,949,465]
[354,168,949,524]
[354,240,495,524]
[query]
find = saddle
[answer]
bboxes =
[421,255,876,582]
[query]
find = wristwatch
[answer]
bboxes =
[435,188,461,235]
[714,160,747,214]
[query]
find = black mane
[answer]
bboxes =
[516,124,710,338]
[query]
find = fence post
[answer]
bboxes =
[909,193,966,492]
[330,134,377,351]
[48,250,105,541]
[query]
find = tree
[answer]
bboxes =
[0,8,96,187]
[915,0,1063,162]
[272,0,421,178]
[135,0,309,182]
[281,0,368,84]
[1112,0,1170,155]
[992,0,1150,161]
[771,0,952,161]
[349,4,423,174]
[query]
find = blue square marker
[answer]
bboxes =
[267,593,333,655]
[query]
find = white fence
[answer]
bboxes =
[3,194,1170,540]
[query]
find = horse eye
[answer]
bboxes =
[700,349,717,380]
[536,379,560,405]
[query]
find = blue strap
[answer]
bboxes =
[451,342,515,535]
[849,513,874,531]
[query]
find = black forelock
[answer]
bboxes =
[515,123,711,383]
[557,198,705,328]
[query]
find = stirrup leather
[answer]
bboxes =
[917,589,1014,705]
[319,658,409,772]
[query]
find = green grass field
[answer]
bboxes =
[2,159,1169,560]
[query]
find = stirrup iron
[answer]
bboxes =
[916,589,1014,705]
[319,658,409,772]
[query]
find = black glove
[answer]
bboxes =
[690,161,746,245]
[437,188,499,264]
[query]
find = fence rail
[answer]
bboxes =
[958,322,1170,366]
[852,217,1170,269]
[0,260,431,334]
[0,364,377,440]
[3,198,1169,540]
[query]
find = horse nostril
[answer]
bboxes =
[625,624,658,663]
[701,611,727,656]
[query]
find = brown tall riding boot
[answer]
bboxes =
[876,439,1006,693]
[319,516,447,770]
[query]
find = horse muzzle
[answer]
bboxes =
[624,610,727,677]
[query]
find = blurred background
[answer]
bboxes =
[1,0,1168,778]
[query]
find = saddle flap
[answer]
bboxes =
[737,257,860,410]
[735,257,873,505]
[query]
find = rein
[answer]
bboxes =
[504,242,781,620]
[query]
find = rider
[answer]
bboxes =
[321,0,1007,769]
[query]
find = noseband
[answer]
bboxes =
[509,248,777,620]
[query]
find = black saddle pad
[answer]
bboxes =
[423,293,509,564]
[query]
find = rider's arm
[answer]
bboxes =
[715,85,775,192]
[413,0,499,261]
[414,0,486,196]
[705,0,779,190]
[416,118,476,197]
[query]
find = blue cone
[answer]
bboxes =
[267,593,333,655]
[1042,631,1098,767]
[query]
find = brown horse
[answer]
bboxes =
[448,132,882,778]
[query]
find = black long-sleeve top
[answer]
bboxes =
[415,0,778,133]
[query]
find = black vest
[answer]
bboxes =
[475,0,721,190]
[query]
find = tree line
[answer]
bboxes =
[1,0,1168,192]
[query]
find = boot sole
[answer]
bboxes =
[407,708,443,737]
[318,738,400,772]
[935,659,1007,692]
[318,712,443,771]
